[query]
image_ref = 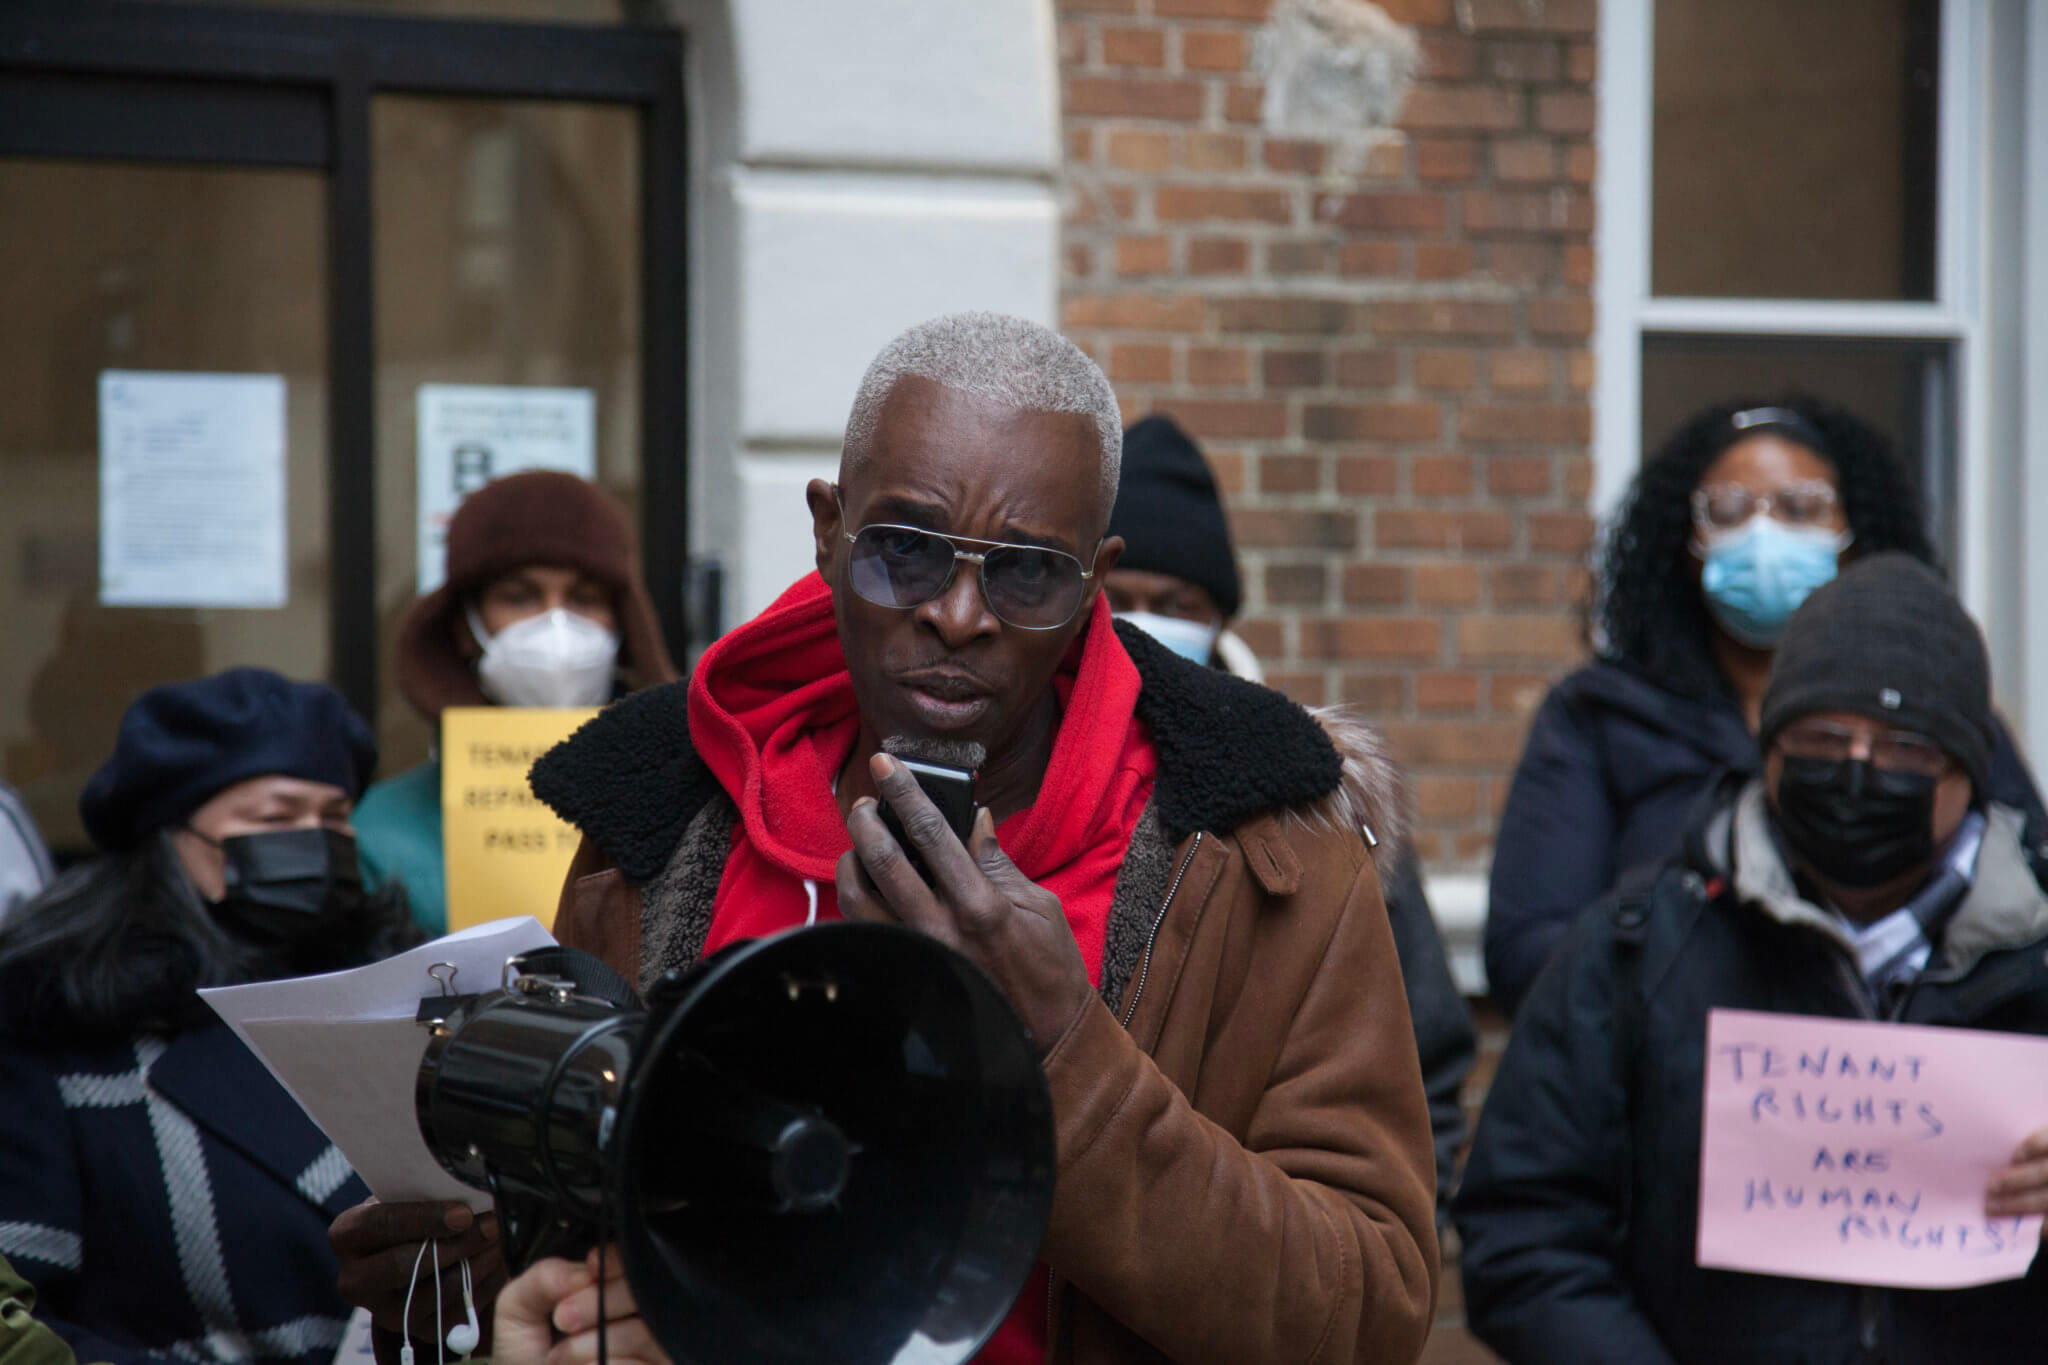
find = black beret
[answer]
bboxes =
[1108,415,1242,617]
[80,668,378,851]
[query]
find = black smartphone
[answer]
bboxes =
[878,758,979,882]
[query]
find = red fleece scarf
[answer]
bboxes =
[688,572,1156,1364]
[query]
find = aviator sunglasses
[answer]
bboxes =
[837,492,1095,630]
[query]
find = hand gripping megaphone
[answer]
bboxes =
[414,922,1055,1364]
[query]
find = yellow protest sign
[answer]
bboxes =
[441,706,598,932]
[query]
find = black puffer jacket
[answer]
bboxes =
[1484,660,2047,1014]
[1456,780,2048,1364]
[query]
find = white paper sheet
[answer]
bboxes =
[414,384,596,593]
[201,917,557,1210]
[99,370,288,608]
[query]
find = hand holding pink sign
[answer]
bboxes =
[1697,1008,2048,1289]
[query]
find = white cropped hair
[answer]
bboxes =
[842,311,1123,508]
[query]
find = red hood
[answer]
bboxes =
[686,571,1145,882]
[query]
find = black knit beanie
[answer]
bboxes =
[1108,415,1242,617]
[1758,553,1993,793]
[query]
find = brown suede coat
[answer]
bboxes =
[533,624,1439,1365]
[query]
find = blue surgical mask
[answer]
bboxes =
[1698,517,1849,648]
[1116,610,1221,666]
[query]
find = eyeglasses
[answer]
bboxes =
[1776,720,1951,779]
[1692,480,1842,538]
[839,502,1095,631]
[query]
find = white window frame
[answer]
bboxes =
[1593,0,2047,765]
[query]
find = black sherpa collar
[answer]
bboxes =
[529,620,1343,882]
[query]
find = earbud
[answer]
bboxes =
[446,1257,479,1356]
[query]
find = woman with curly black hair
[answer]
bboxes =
[1482,396,2045,1014]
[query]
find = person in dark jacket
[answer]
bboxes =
[0,669,420,1365]
[1106,412,1476,1217]
[1485,396,2044,1014]
[1454,554,2048,1365]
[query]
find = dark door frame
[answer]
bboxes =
[0,1,688,720]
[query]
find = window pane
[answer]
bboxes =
[1652,0,1939,300]
[1640,334,1955,563]
[0,159,329,854]
[372,96,643,775]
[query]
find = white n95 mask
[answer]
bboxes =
[1115,610,1221,667]
[467,605,619,708]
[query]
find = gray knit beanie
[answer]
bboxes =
[1758,553,1993,793]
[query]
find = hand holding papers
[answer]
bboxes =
[201,917,557,1210]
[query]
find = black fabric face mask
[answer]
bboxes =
[1771,756,1939,890]
[212,827,366,944]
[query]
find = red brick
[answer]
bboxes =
[1302,617,1443,662]
[1315,191,1447,230]
[1155,185,1293,223]
[1489,349,1553,391]
[1067,76,1205,119]
[1485,39,1563,82]
[1215,296,1353,333]
[1493,671,1556,716]
[1377,0,1452,21]
[1491,137,1556,183]
[1062,0,1137,11]
[1263,138,1327,174]
[1417,670,1481,712]
[1457,615,1582,661]
[1259,453,1322,494]
[1266,240,1334,275]
[1414,138,1479,182]
[1153,397,1289,439]
[1108,342,1173,383]
[1415,561,1482,605]
[1152,0,1270,16]
[1062,293,1207,330]
[1415,243,1476,280]
[1234,617,1282,656]
[1263,561,1327,603]
[1341,673,1406,712]
[1101,26,1166,66]
[1400,85,1523,133]
[1562,454,1594,497]
[1563,241,1595,287]
[1416,776,1480,821]
[1566,142,1597,185]
[1358,139,1410,179]
[1463,189,1594,235]
[1566,41,1597,82]
[1455,830,1497,860]
[1224,82,1265,123]
[1419,34,1479,81]
[1336,455,1399,495]
[1383,721,1530,767]
[1106,129,1172,171]
[1485,455,1554,497]
[1185,131,1248,171]
[1460,403,1591,443]
[1415,349,1478,392]
[1207,450,1246,494]
[1066,125,1093,162]
[1335,348,1400,388]
[1269,672,1329,707]
[1187,345,1249,386]
[1567,348,1596,390]
[1375,508,1513,550]
[1487,240,1556,285]
[1304,403,1441,442]
[1233,508,1357,549]
[1065,242,1094,279]
[1462,0,1596,33]
[1490,564,1558,605]
[1181,29,1246,70]
[1529,296,1595,337]
[1263,348,1326,389]
[1343,564,1408,605]
[1114,234,1172,275]
[1530,511,1595,553]
[1339,241,1406,276]
[1187,237,1249,275]
[1412,454,1475,497]
[1369,300,1516,338]
[1537,91,1597,135]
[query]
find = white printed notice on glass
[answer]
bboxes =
[415,384,596,593]
[99,370,288,609]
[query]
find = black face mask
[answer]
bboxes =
[1771,756,1939,890]
[211,827,367,944]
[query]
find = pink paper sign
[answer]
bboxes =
[1698,1008,2048,1288]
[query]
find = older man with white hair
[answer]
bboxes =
[331,312,1439,1365]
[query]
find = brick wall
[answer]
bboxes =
[1058,0,1598,878]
